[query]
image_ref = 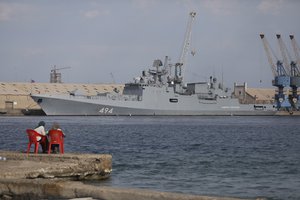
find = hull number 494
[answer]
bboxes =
[99,107,113,114]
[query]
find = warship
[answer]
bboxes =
[31,12,276,116]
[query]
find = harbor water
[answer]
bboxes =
[1,116,299,200]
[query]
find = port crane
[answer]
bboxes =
[290,35,300,67]
[289,35,300,110]
[276,34,300,110]
[175,11,196,84]
[50,65,71,83]
[260,34,291,110]
[289,35,300,82]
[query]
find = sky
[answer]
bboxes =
[1,0,300,89]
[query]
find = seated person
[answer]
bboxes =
[49,122,65,153]
[34,121,48,153]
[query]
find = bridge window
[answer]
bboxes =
[169,98,178,103]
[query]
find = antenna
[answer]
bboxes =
[110,72,116,84]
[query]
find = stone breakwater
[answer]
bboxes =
[0,151,254,200]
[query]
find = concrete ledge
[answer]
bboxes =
[0,179,251,200]
[0,151,112,180]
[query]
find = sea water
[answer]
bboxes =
[0,116,299,200]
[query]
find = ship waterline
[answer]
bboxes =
[31,87,276,116]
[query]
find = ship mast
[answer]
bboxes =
[175,11,196,84]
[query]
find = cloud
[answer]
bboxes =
[0,2,16,21]
[0,2,32,21]
[131,0,158,10]
[82,9,110,19]
[257,0,284,15]
[83,10,100,19]
[202,0,240,15]
[23,47,45,57]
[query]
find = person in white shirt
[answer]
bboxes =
[34,121,48,153]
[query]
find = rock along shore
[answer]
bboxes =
[0,151,254,200]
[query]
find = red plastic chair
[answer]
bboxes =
[48,129,64,154]
[26,129,46,154]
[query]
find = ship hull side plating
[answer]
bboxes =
[31,94,276,116]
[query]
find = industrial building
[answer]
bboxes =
[233,82,275,104]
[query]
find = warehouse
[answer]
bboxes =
[0,82,123,115]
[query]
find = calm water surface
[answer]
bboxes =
[0,116,300,200]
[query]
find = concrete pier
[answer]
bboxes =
[0,151,253,200]
[0,151,112,180]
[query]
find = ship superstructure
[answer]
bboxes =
[31,12,276,116]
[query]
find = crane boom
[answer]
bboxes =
[276,34,291,76]
[176,11,196,82]
[260,34,277,76]
[51,65,71,72]
[290,35,300,68]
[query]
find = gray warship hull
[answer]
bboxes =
[31,87,276,116]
